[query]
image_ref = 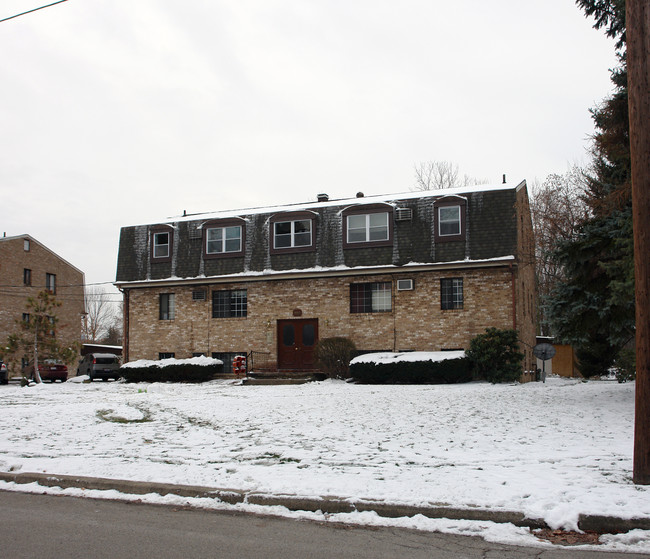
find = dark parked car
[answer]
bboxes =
[0,360,8,384]
[77,353,121,381]
[23,359,68,382]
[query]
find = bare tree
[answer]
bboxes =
[82,287,116,343]
[413,160,487,191]
[530,166,589,334]
[102,300,123,346]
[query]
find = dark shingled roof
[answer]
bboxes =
[116,185,521,283]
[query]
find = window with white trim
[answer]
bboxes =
[438,205,461,236]
[273,219,312,249]
[346,212,389,243]
[153,231,170,258]
[206,225,242,254]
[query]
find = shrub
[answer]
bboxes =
[466,328,524,383]
[315,337,357,378]
[350,355,471,384]
[612,348,636,383]
[121,358,222,383]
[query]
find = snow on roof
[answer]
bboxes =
[350,351,465,366]
[126,181,526,228]
[114,256,515,287]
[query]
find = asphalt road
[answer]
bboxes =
[1,490,647,559]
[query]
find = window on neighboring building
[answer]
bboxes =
[45,273,56,294]
[159,352,175,359]
[350,282,392,313]
[159,293,175,320]
[273,219,312,249]
[212,290,247,318]
[441,278,464,310]
[346,212,389,244]
[48,316,56,337]
[152,231,171,259]
[24,239,30,251]
[206,225,242,255]
[23,268,31,286]
[22,313,30,323]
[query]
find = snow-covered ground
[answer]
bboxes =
[1,376,648,553]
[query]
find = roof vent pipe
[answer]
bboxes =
[502,174,506,184]
[317,193,329,202]
[356,192,364,198]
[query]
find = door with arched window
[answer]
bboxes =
[277,319,318,370]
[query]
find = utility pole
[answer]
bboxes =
[628,0,650,485]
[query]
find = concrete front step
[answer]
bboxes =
[243,370,326,385]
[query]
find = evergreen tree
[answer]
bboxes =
[547,1,634,376]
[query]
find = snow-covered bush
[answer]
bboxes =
[465,328,523,383]
[315,337,356,378]
[349,351,470,384]
[120,356,223,383]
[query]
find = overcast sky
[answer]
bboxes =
[1,1,618,298]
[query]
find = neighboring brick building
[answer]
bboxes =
[0,234,85,371]
[115,182,537,375]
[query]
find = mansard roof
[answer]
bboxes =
[116,181,527,285]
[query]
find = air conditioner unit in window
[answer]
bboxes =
[395,208,413,221]
[397,279,414,291]
[192,290,207,301]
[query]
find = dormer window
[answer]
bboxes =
[207,226,242,253]
[274,220,311,249]
[347,213,388,243]
[151,226,173,262]
[342,204,393,248]
[270,212,316,254]
[204,219,244,259]
[439,206,461,236]
[434,198,466,242]
[153,232,170,258]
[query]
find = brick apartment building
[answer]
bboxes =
[0,234,85,371]
[115,182,537,374]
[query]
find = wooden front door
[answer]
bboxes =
[277,319,319,370]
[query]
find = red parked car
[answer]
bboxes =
[22,359,68,382]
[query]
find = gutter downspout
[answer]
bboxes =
[121,288,129,363]
[510,263,517,331]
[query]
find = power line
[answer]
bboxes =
[0,0,69,23]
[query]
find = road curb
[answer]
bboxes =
[1,471,647,533]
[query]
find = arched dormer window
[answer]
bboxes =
[270,211,317,254]
[342,203,393,249]
[151,225,173,262]
[203,218,245,259]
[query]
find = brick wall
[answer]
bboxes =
[125,266,518,366]
[0,236,85,373]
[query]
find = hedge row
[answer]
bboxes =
[350,357,471,384]
[120,362,223,383]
